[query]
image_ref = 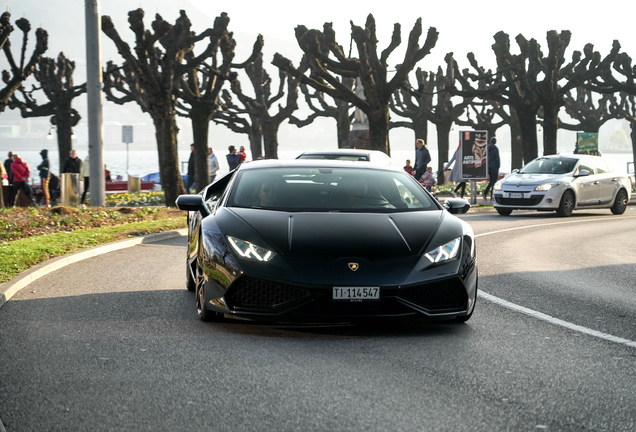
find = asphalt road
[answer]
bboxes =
[1,207,635,431]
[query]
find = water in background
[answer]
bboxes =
[12,146,635,185]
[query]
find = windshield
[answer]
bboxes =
[519,157,578,175]
[228,167,438,212]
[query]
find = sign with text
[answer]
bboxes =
[122,125,133,144]
[460,130,488,180]
[576,132,599,155]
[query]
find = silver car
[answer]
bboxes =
[493,154,632,217]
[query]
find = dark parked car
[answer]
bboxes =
[176,159,477,323]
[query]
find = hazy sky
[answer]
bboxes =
[188,0,633,72]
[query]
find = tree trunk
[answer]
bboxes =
[542,103,559,155]
[510,108,524,170]
[191,108,213,192]
[249,116,263,160]
[153,113,185,206]
[435,121,452,185]
[262,120,279,159]
[368,106,391,155]
[516,107,539,163]
[336,108,351,148]
[55,109,74,163]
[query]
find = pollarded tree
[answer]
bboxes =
[290,78,354,148]
[176,30,263,191]
[389,68,432,149]
[102,9,224,205]
[273,14,438,155]
[218,54,307,159]
[0,12,48,112]
[214,89,263,158]
[559,86,621,134]
[9,53,86,164]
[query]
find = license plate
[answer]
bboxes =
[507,192,523,199]
[333,287,380,302]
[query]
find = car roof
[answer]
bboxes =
[237,158,402,172]
[298,149,380,156]
[538,154,603,160]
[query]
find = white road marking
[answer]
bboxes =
[475,215,636,349]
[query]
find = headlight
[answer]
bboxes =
[424,237,461,263]
[494,181,503,190]
[535,182,561,191]
[227,236,276,261]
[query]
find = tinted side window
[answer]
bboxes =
[577,159,595,175]
[594,159,610,174]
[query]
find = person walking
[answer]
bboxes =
[208,147,219,183]
[185,144,196,193]
[10,154,35,206]
[483,137,500,201]
[4,151,14,204]
[414,139,431,181]
[81,153,90,206]
[446,144,466,198]
[226,145,240,171]
[62,149,82,174]
[37,149,51,207]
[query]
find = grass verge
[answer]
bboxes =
[0,217,185,283]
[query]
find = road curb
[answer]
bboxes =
[0,228,188,310]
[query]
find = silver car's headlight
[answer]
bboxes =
[494,181,503,191]
[535,182,561,191]
[425,237,461,263]
[227,236,276,261]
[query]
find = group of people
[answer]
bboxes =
[403,137,500,200]
[184,144,248,193]
[1,149,110,207]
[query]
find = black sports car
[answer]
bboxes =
[176,159,477,323]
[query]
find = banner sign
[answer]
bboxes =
[460,130,488,180]
[576,132,599,155]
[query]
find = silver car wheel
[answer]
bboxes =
[557,190,575,217]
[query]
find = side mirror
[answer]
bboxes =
[175,194,211,217]
[511,169,519,174]
[575,169,590,178]
[444,198,471,215]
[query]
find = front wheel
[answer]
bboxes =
[557,190,575,217]
[496,208,513,216]
[611,189,628,215]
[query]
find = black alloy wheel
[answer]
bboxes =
[611,189,628,215]
[557,190,575,217]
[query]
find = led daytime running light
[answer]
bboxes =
[227,236,275,262]
[425,238,461,263]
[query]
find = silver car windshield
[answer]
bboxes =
[228,167,438,212]
[519,157,578,175]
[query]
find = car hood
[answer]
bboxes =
[226,208,445,261]
[501,172,570,186]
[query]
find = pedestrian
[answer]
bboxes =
[185,144,196,193]
[403,159,414,176]
[414,139,431,181]
[4,151,14,204]
[37,149,51,207]
[4,151,13,184]
[62,149,82,174]
[81,153,90,206]
[238,146,247,164]
[226,145,240,171]
[208,147,219,183]
[446,144,466,198]
[483,137,500,201]
[10,154,35,206]
[419,166,437,192]
[48,173,61,205]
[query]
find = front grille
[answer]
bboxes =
[225,277,310,310]
[397,278,467,311]
[495,195,544,206]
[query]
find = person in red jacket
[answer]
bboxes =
[10,155,35,206]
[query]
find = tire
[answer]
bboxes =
[556,190,575,217]
[496,208,513,216]
[611,189,628,215]
[193,239,223,322]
